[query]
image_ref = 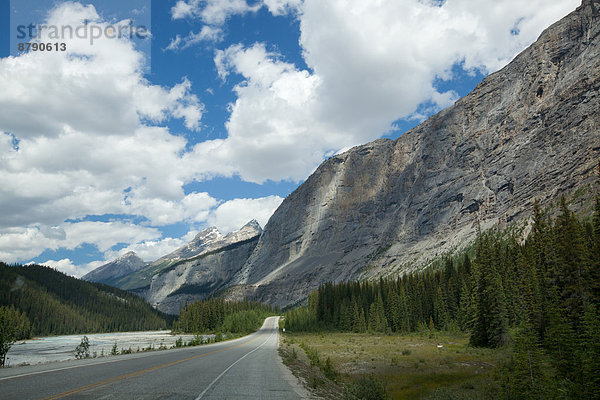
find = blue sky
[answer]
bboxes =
[0,0,579,276]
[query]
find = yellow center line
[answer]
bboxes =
[39,333,265,400]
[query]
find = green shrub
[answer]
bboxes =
[111,342,119,356]
[343,374,388,400]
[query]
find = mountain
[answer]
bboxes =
[89,221,263,314]
[0,262,170,336]
[107,225,228,291]
[82,251,147,286]
[226,3,600,307]
[140,221,262,314]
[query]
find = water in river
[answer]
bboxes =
[5,331,201,367]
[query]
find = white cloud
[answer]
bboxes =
[171,0,197,19]
[0,3,208,231]
[0,222,161,263]
[192,0,579,184]
[165,26,224,52]
[0,0,581,269]
[207,195,283,233]
[37,259,100,278]
[171,0,261,24]
[0,3,220,266]
[263,0,301,16]
[209,43,336,182]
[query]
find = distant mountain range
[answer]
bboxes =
[84,220,262,314]
[86,3,599,311]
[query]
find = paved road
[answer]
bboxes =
[0,317,304,399]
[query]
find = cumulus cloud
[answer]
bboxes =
[207,195,283,233]
[208,43,336,182]
[0,2,277,266]
[0,0,581,269]
[0,3,206,232]
[0,222,161,263]
[186,0,579,184]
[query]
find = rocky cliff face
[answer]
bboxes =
[231,3,600,307]
[139,221,262,314]
[82,251,147,286]
[112,225,236,291]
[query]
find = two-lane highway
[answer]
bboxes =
[0,316,304,399]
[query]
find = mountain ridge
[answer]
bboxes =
[82,251,147,286]
[226,3,600,306]
[83,3,599,310]
[84,221,263,314]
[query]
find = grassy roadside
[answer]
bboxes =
[279,331,505,399]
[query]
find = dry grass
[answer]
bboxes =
[281,331,503,399]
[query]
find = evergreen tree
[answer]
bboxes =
[581,303,600,399]
[358,308,367,333]
[470,234,508,347]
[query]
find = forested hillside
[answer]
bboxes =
[284,194,600,398]
[0,263,171,336]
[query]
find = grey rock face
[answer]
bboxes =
[82,251,147,285]
[139,221,263,314]
[111,223,259,291]
[233,4,600,307]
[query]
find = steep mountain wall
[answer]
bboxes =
[145,236,260,314]
[233,3,600,306]
[136,221,262,314]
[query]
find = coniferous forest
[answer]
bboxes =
[284,196,600,399]
[0,263,172,337]
[174,297,276,335]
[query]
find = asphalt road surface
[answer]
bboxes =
[0,316,305,399]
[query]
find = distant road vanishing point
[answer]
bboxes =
[0,316,305,399]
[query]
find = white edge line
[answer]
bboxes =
[195,330,275,399]
[1,318,277,384]
[0,331,257,382]
[0,357,129,382]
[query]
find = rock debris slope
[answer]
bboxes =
[230,3,600,307]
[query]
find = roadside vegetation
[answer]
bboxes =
[173,297,277,337]
[282,192,600,399]
[280,330,501,399]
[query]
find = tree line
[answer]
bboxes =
[0,263,172,337]
[174,297,277,334]
[284,195,600,399]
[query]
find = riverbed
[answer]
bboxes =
[4,331,204,367]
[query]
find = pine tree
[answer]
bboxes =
[397,284,410,333]
[470,233,508,347]
[554,197,590,331]
[581,303,600,399]
[351,300,361,333]
[591,195,600,304]
[358,308,367,333]
[503,322,554,400]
